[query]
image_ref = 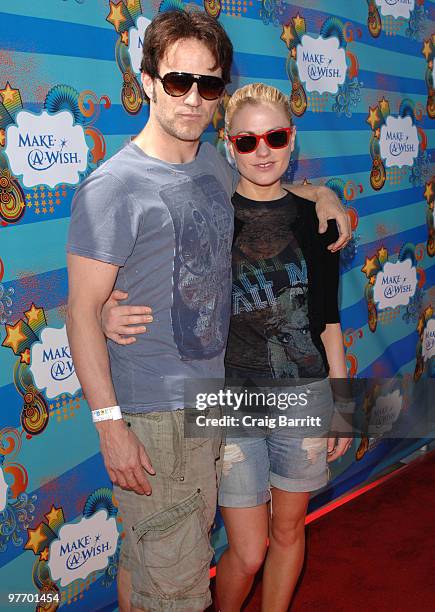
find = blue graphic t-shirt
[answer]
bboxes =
[67,141,237,412]
[225,191,340,379]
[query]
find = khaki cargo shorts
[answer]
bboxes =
[113,409,223,612]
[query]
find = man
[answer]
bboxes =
[66,10,350,612]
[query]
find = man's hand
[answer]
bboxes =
[315,186,351,252]
[284,183,351,251]
[96,419,155,494]
[326,436,352,462]
[102,290,153,345]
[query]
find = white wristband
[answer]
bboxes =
[91,405,123,423]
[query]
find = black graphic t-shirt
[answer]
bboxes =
[225,190,340,378]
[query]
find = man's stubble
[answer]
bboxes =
[150,84,215,144]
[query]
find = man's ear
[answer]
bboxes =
[141,72,154,101]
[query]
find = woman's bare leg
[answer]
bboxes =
[261,489,309,612]
[216,504,269,612]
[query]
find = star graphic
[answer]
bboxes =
[39,547,49,562]
[2,321,26,353]
[281,24,295,49]
[379,97,389,115]
[60,139,67,147]
[25,524,47,554]
[0,82,19,104]
[369,275,376,285]
[0,129,5,147]
[367,106,380,130]
[106,1,126,32]
[20,349,31,365]
[377,246,388,261]
[45,505,64,526]
[212,106,223,129]
[222,92,231,110]
[422,39,432,61]
[95,534,101,543]
[424,182,434,203]
[121,31,129,46]
[361,255,378,278]
[424,305,433,320]
[293,14,305,32]
[24,303,44,325]
[417,317,425,335]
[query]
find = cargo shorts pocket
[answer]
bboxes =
[132,488,213,599]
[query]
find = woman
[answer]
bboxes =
[214,83,351,612]
[103,83,351,611]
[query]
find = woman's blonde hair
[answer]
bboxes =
[225,82,292,134]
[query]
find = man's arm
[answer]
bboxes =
[284,183,351,252]
[67,253,155,494]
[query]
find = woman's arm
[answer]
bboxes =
[321,323,347,378]
[321,323,353,461]
[101,290,153,344]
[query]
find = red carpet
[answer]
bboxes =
[212,450,435,611]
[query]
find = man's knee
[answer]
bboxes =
[128,489,213,611]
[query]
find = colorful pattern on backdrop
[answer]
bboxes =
[0,0,434,609]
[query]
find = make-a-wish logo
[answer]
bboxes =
[423,318,435,361]
[375,0,415,19]
[374,259,418,309]
[296,35,347,94]
[369,389,403,435]
[48,510,119,586]
[30,325,80,399]
[128,15,151,74]
[5,110,88,188]
[379,116,419,168]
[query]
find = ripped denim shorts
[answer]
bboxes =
[218,369,333,507]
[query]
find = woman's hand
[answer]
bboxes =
[326,436,352,462]
[101,290,153,345]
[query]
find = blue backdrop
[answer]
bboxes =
[0,1,434,609]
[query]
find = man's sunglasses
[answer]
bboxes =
[156,72,226,101]
[228,127,293,154]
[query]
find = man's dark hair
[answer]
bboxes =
[140,10,233,98]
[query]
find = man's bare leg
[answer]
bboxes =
[118,565,132,612]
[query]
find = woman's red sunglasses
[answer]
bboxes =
[228,127,292,154]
